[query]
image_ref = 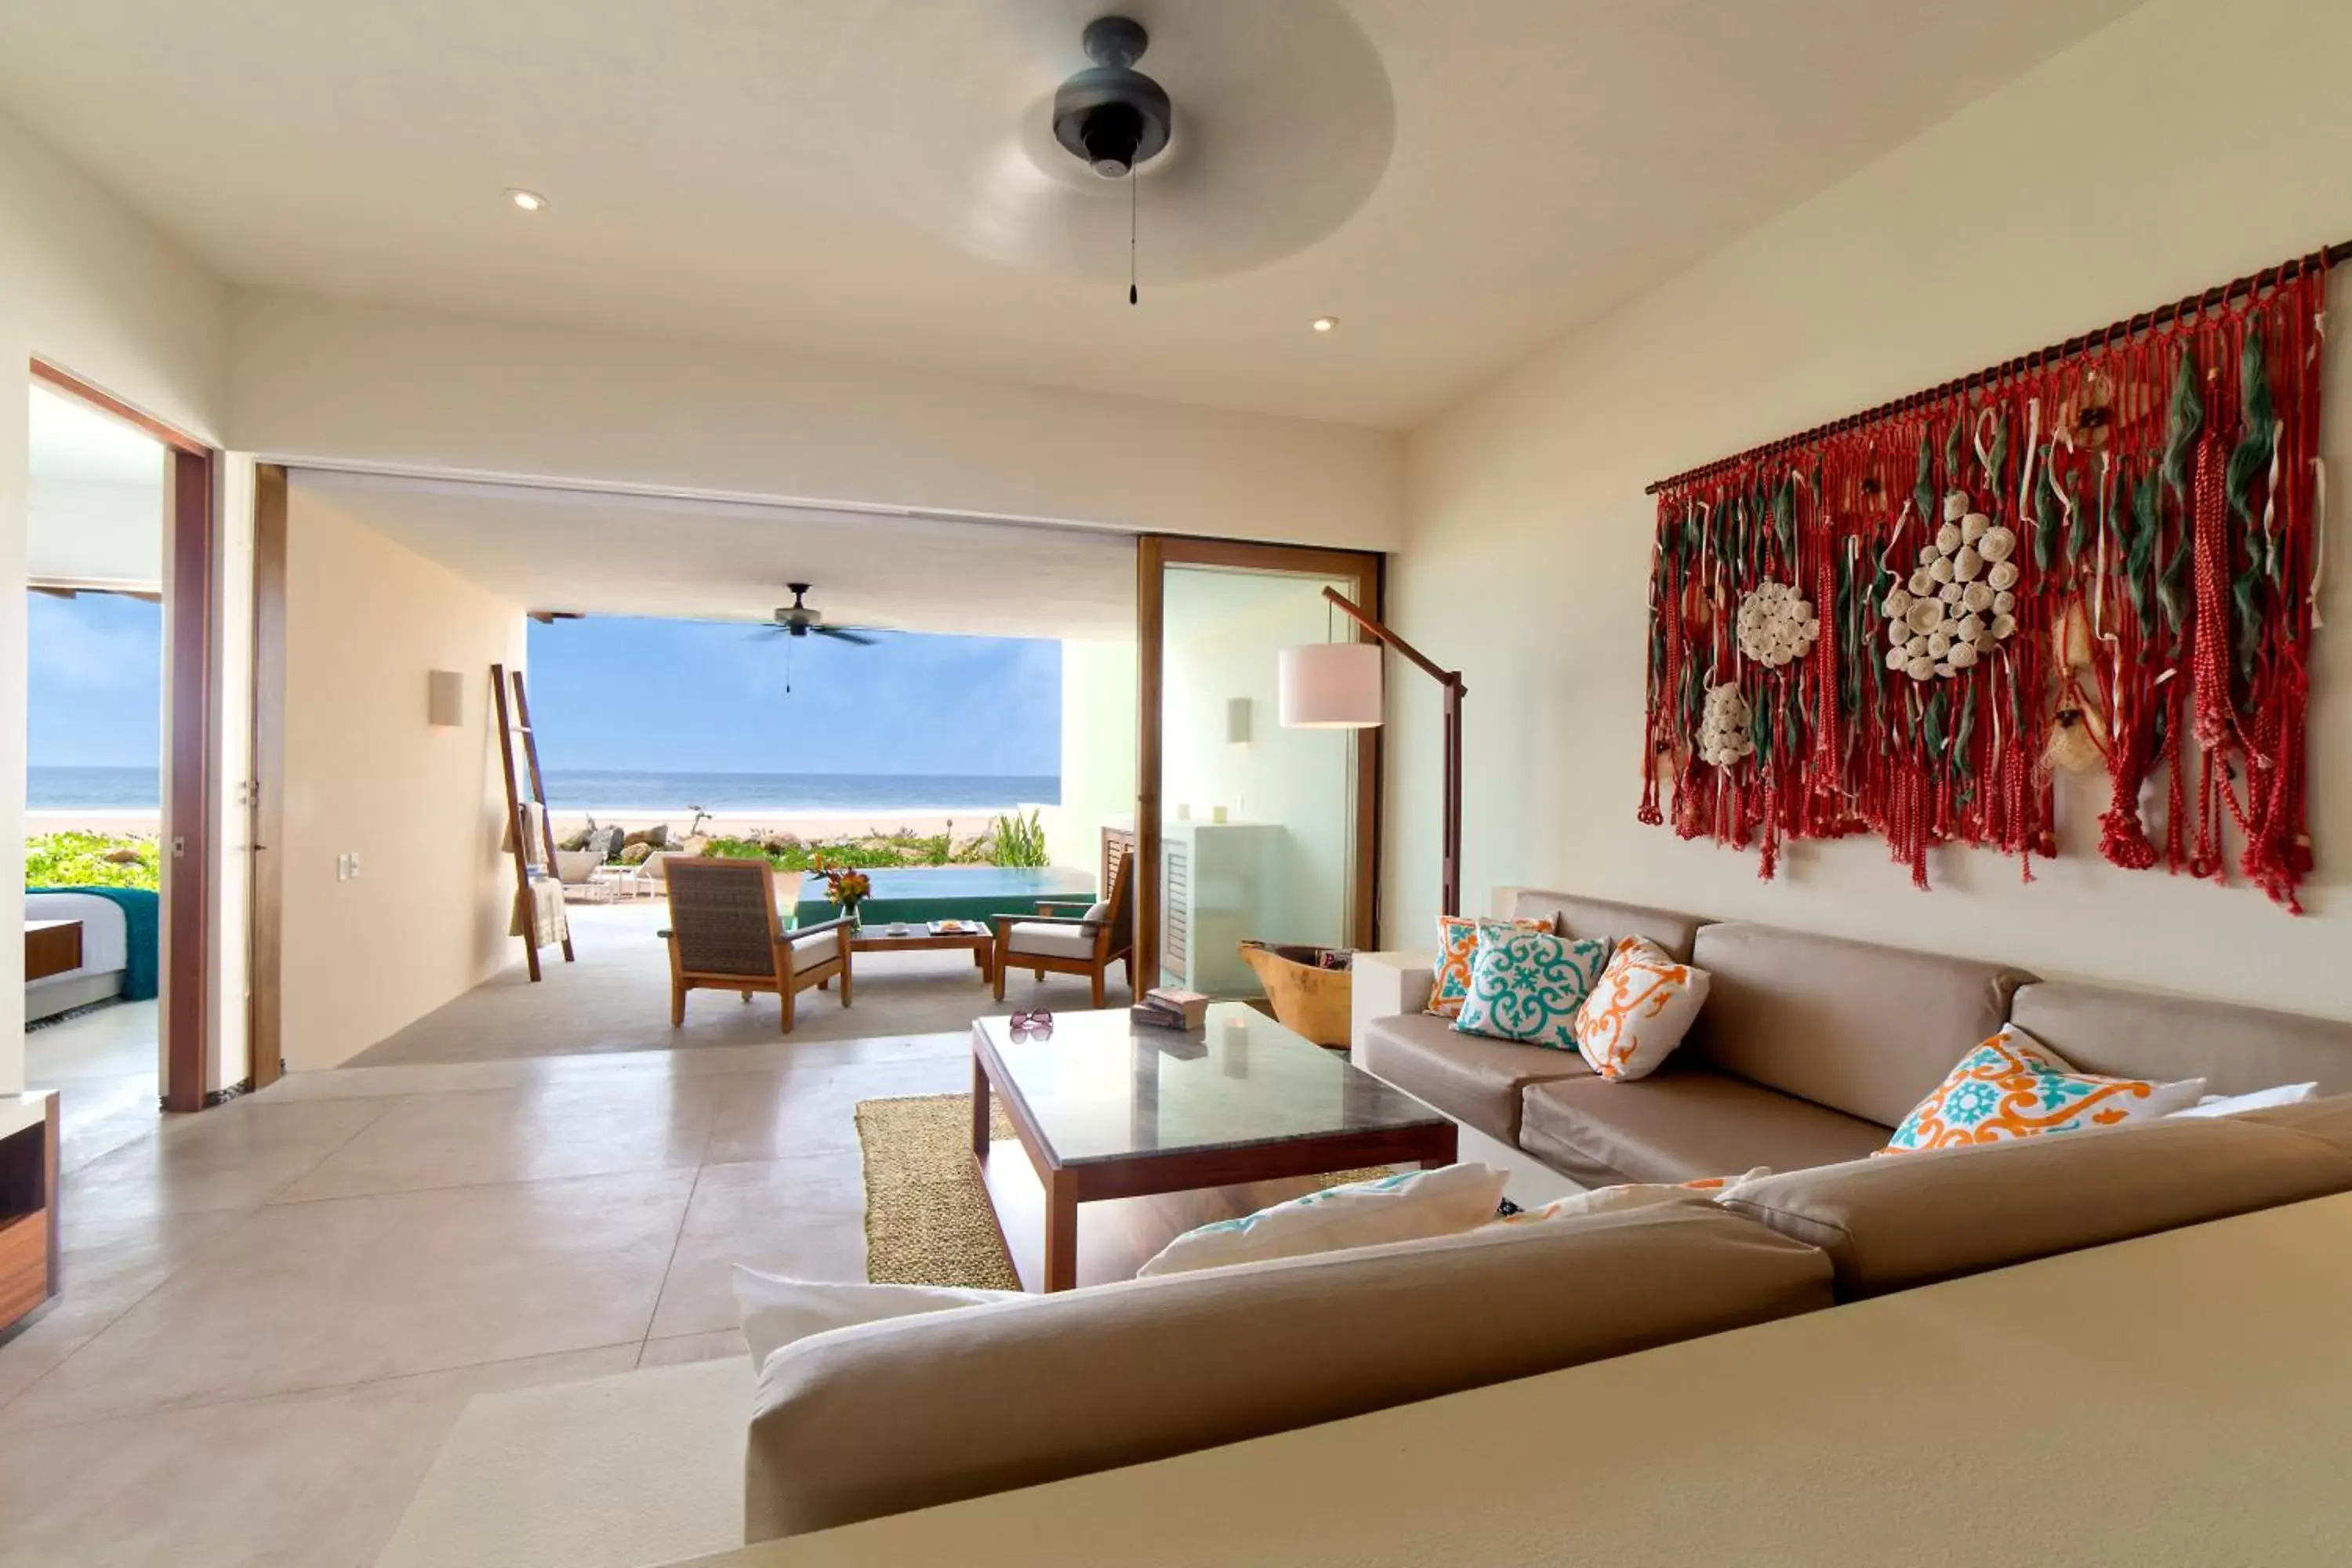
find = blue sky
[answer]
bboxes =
[526,616,1060,775]
[26,591,162,768]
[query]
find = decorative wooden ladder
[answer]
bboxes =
[492,663,575,981]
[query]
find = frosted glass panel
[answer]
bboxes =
[1158,565,1357,997]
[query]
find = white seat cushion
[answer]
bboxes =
[1004,920,1097,960]
[789,932,840,973]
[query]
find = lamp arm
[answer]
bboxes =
[1322,587,1466,920]
[1321,588,1464,695]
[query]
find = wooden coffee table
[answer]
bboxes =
[970,1004,1457,1291]
[851,922,993,978]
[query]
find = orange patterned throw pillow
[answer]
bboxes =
[1570,936,1711,1080]
[1427,916,1552,1020]
[1883,1026,2204,1152]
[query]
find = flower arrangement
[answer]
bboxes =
[817,858,873,920]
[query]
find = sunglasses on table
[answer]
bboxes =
[1009,1009,1054,1040]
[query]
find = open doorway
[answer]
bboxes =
[20,366,219,1160]
[246,469,1142,1069]
[22,383,168,1162]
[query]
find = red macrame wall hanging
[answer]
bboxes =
[1639,249,2336,910]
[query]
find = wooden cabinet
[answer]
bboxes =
[24,920,82,982]
[0,1094,60,1332]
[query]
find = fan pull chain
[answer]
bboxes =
[1129,172,1138,306]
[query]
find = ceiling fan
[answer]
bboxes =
[762,583,883,646]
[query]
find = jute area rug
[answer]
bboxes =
[857,1094,1027,1291]
[856,1093,1392,1292]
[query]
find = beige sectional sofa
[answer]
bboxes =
[747,1105,2352,1541]
[742,891,2352,1544]
[1361,888,2352,1184]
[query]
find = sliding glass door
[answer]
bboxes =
[1136,539,1381,1000]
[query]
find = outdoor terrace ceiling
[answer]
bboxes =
[0,0,2140,428]
[295,471,1139,644]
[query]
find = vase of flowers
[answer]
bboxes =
[818,860,873,928]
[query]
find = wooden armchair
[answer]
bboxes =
[991,846,1134,1007]
[660,859,853,1033]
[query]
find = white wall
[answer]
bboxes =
[0,106,229,1094]
[229,292,1401,550]
[1388,0,2352,1018]
[1040,638,1137,877]
[278,481,526,1069]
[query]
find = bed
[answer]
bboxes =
[24,888,155,1022]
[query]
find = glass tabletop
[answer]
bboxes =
[973,1003,1447,1167]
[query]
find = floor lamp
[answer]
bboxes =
[1277,586,1465,919]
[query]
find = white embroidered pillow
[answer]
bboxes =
[1884,1026,2205,1152]
[1570,936,1710,1081]
[1136,1163,1509,1277]
[732,1269,1022,1372]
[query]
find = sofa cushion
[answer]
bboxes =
[1718,1115,2352,1298]
[1455,928,1612,1050]
[2008,981,2352,1098]
[1430,916,1553,1019]
[1688,923,2031,1127]
[787,931,840,973]
[1358,1011,1588,1143]
[1571,937,1711,1081]
[2245,1092,2352,1146]
[1002,920,1096,960]
[1518,1069,1891,1185]
[1137,1163,1511,1277]
[1882,1025,2204,1152]
[744,1203,1832,1541]
[1508,889,1708,964]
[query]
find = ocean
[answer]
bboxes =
[28,765,160,809]
[24,765,1061,814]
[538,770,1060,811]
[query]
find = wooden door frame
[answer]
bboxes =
[1134,536,1385,991]
[246,465,288,1090]
[29,360,219,1112]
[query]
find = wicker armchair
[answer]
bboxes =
[991,846,1134,1007]
[660,859,853,1033]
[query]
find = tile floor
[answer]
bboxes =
[0,1027,973,1566]
[26,996,162,1174]
[351,901,1128,1067]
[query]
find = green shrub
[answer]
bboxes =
[703,830,963,872]
[26,831,161,891]
[987,809,1049,869]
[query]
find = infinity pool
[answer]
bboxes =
[790,866,1098,928]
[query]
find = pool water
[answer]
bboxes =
[792,866,1099,928]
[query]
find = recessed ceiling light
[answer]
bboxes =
[1311,315,1338,333]
[507,188,548,212]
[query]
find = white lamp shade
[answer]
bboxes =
[1279,641,1383,728]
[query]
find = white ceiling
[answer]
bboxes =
[295,470,1139,642]
[0,1,2139,427]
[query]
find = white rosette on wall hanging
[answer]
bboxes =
[1878,488,2022,681]
[1733,579,1820,668]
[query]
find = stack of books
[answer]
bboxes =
[1131,987,1210,1030]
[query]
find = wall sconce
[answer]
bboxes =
[427,670,465,728]
[1226,696,1252,744]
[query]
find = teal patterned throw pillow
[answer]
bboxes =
[1453,928,1613,1050]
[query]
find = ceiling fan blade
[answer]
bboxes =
[815,626,877,645]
